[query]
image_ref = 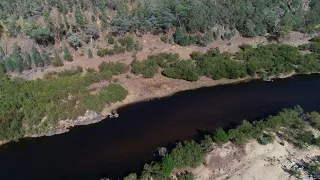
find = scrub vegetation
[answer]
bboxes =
[131,42,320,81]
[0,63,128,141]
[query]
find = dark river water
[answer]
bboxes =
[1,74,320,180]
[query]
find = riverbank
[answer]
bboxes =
[107,106,320,180]
[101,71,300,116]
[2,75,320,179]
[0,31,313,146]
[192,136,320,180]
[0,71,304,147]
[0,72,291,146]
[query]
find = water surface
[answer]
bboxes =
[1,75,320,180]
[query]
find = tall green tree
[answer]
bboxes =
[22,51,32,70]
[174,27,189,46]
[74,6,85,28]
[4,56,14,72]
[10,43,23,72]
[0,46,5,60]
[6,17,20,37]
[88,48,93,58]
[52,51,64,67]
[41,50,51,66]
[44,11,54,31]
[30,46,43,67]
[0,61,6,74]
[63,44,73,61]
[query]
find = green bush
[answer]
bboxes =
[97,48,115,57]
[213,128,229,144]
[298,131,315,145]
[178,174,194,180]
[126,36,134,51]
[134,41,142,51]
[63,44,73,61]
[309,112,320,130]
[123,173,137,180]
[258,133,275,145]
[170,141,205,168]
[228,120,254,145]
[162,155,174,177]
[131,53,180,78]
[107,35,115,44]
[131,59,159,78]
[98,62,128,75]
[174,27,189,46]
[310,36,320,43]
[88,48,93,58]
[163,60,199,81]
[118,37,127,46]
[200,135,213,153]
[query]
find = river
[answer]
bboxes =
[1,74,320,180]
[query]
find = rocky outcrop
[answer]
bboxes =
[45,110,105,136]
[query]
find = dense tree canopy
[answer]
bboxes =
[0,0,319,44]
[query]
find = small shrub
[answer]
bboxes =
[97,48,114,57]
[299,131,315,145]
[213,128,229,144]
[123,173,137,180]
[52,51,64,67]
[151,29,161,35]
[178,173,194,180]
[118,37,126,46]
[113,78,119,82]
[126,36,134,52]
[97,49,105,57]
[162,155,174,177]
[160,35,168,43]
[132,52,137,59]
[279,141,285,146]
[239,44,252,50]
[170,141,205,168]
[114,42,121,54]
[310,36,320,43]
[107,35,115,44]
[98,62,128,75]
[86,68,95,73]
[258,133,274,145]
[134,41,142,51]
[163,60,199,81]
[313,138,320,147]
[131,59,158,78]
[44,66,83,78]
[88,48,93,58]
[200,135,213,153]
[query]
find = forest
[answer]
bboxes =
[0,0,319,70]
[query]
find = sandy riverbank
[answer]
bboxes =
[191,136,320,180]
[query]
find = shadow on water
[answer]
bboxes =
[1,74,320,179]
